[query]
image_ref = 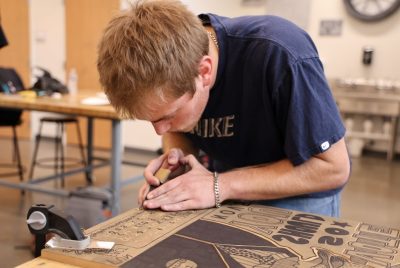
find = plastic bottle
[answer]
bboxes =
[67,68,78,96]
[345,117,354,132]
[363,119,373,133]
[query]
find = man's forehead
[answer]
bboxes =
[133,99,167,121]
[134,92,188,121]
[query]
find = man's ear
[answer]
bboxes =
[198,55,213,88]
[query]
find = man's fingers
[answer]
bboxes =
[137,183,150,206]
[161,200,196,211]
[167,149,180,165]
[143,179,187,209]
[143,170,161,186]
[146,177,181,200]
[181,154,200,168]
[165,148,185,171]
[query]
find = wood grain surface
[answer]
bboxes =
[0,92,118,120]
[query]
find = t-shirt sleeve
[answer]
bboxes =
[273,57,346,166]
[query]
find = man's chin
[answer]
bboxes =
[172,124,197,133]
[183,123,199,133]
[170,129,192,133]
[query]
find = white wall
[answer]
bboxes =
[265,0,311,30]
[122,120,161,151]
[29,0,65,82]
[29,0,66,139]
[308,0,400,81]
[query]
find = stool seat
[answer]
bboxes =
[40,117,77,123]
[0,119,22,127]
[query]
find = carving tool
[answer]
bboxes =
[154,167,173,184]
[147,166,174,194]
[149,158,183,190]
[145,162,187,202]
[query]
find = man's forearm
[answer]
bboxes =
[218,138,350,202]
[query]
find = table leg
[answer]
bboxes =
[86,117,94,183]
[388,116,399,161]
[111,119,122,216]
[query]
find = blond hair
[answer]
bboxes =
[97,0,209,118]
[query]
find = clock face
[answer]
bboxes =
[344,0,400,22]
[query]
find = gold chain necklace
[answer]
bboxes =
[207,30,219,50]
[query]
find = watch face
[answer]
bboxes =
[344,0,400,22]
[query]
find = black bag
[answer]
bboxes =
[31,67,68,95]
[0,67,24,124]
[0,67,24,93]
[0,24,8,49]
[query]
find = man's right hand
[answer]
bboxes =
[138,148,185,206]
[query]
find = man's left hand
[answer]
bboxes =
[142,154,216,211]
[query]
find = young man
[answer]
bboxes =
[97,0,350,216]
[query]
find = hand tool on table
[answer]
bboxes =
[26,204,114,257]
[147,160,177,192]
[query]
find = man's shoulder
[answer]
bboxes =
[209,14,302,38]
[208,14,318,60]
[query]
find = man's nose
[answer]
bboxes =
[152,121,171,135]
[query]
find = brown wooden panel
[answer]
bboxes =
[38,205,400,267]
[0,0,30,139]
[65,0,119,149]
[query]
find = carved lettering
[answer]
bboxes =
[292,214,325,223]
[248,206,292,219]
[318,236,343,246]
[272,234,309,244]
[344,223,400,267]
[273,213,323,244]
[324,227,350,236]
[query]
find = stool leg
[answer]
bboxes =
[53,123,59,188]
[28,122,44,181]
[75,120,92,184]
[12,126,24,183]
[54,122,64,188]
[12,126,25,195]
[60,123,66,188]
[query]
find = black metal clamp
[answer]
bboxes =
[26,204,85,257]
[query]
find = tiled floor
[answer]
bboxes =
[0,138,399,267]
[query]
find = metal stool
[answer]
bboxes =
[28,117,91,187]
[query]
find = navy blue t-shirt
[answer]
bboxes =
[185,14,346,196]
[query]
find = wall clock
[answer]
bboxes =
[343,0,400,22]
